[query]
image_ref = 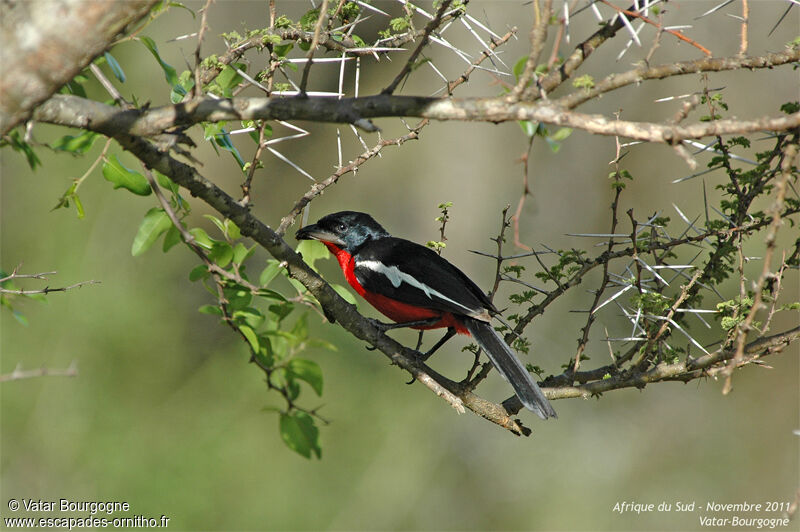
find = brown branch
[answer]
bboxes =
[541,325,800,400]
[509,0,553,100]
[558,48,800,109]
[33,92,800,147]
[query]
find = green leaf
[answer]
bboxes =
[103,52,126,82]
[102,155,151,196]
[188,227,214,250]
[198,304,223,316]
[296,240,329,271]
[290,313,309,342]
[209,241,234,268]
[273,42,293,58]
[518,120,536,138]
[4,129,41,169]
[232,307,265,329]
[224,219,241,240]
[189,264,209,281]
[72,193,85,219]
[132,208,172,256]
[216,64,245,97]
[331,283,357,305]
[213,130,246,170]
[162,224,183,252]
[139,36,179,87]
[287,358,323,396]
[279,411,321,459]
[239,325,260,352]
[51,130,99,154]
[260,260,283,286]
[232,242,254,265]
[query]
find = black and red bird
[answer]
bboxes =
[296,211,556,420]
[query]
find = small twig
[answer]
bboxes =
[599,0,712,57]
[739,0,749,56]
[489,206,512,300]
[509,0,553,101]
[240,121,269,205]
[0,361,78,383]
[89,63,130,108]
[299,0,330,96]
[382,0,453,95]
[512,135,535,252]
[0,266,100,295]
[193,0,215,100]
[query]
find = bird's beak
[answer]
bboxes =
[295,224,346,246]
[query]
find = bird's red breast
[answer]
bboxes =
[322,241,469,334]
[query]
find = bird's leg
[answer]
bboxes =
[418,327,457,362]
[406,327,457,385]
[365,317,438,351]
[414,331,425,351]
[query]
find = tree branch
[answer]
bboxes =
[33,92,800,146]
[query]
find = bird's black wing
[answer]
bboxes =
[353,237,495,319]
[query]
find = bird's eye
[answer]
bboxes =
[336,222,347,232]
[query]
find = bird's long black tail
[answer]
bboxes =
[464,318,557,420]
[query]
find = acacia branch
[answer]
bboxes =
[559,48,800,109]
[541,325,800,401]
[33,92,800,146]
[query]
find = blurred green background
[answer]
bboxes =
[2,1,798,530]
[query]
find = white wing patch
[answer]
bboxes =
[356,259,476,314]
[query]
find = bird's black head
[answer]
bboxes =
[295,211,391,252]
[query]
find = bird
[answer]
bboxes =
[295,210,557,419]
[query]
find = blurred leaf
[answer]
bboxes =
[162,224,183,252]
[188,227,214,250]
[198,304,223,316]
[296,240,329,271]
[239,324,260,352]
[287,358,323,396]
[331,283,357,306]
[51,130,99,155]
[103,155,151,196]
[209,241,233,268]
[233,307,265,329]
[4,129,41,170]
[260,260,283,286]
[216,64,245,97]
[290,313,308,342]
[213,130,246,170]
[139,36,179,88]
[232,243,254,265]
[224,219,241,240]
[279,411,321,459]
[132,208,172,256]
[189,264,209,281]
[103,52,126,82]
